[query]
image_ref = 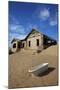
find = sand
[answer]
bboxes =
[9,45,58,88]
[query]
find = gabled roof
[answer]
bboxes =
[11,38,21,43]
[21,28,57,42]
[11,28,57,43]
[24,28,40,40]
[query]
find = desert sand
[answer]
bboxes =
[9,45,58,88]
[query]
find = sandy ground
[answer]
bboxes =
[9,45,58,89]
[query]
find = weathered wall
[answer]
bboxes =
[26,33,43,50]
[22,41,26,48]
[11,31,44,51]
[12,41,18,52]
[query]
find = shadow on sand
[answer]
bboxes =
[37,67,55,77]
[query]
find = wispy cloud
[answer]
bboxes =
[39,8,50,20]
[9,15,27,43]
[38,8,58,26]
[49,13,58,26]
[49,19,57,26]
[9,24,26,34]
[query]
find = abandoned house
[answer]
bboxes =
[11,29,57,52]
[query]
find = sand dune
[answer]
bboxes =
[9,45,58,88]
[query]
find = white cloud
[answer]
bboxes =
[9,15,27,46]
[49,13,58,26]
[9,24,25,34]
[38,8,58,26]
[10,24,18,30]
[9,15,26,34]
[50,19,57,26]
[39,8,50,20]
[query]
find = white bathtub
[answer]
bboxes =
[28,63,48,76]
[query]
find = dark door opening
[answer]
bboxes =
[36,39,39,46]
[29,41,31,47]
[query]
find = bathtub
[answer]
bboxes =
[28,63,48,76]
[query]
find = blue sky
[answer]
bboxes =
[9,1,58,46]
